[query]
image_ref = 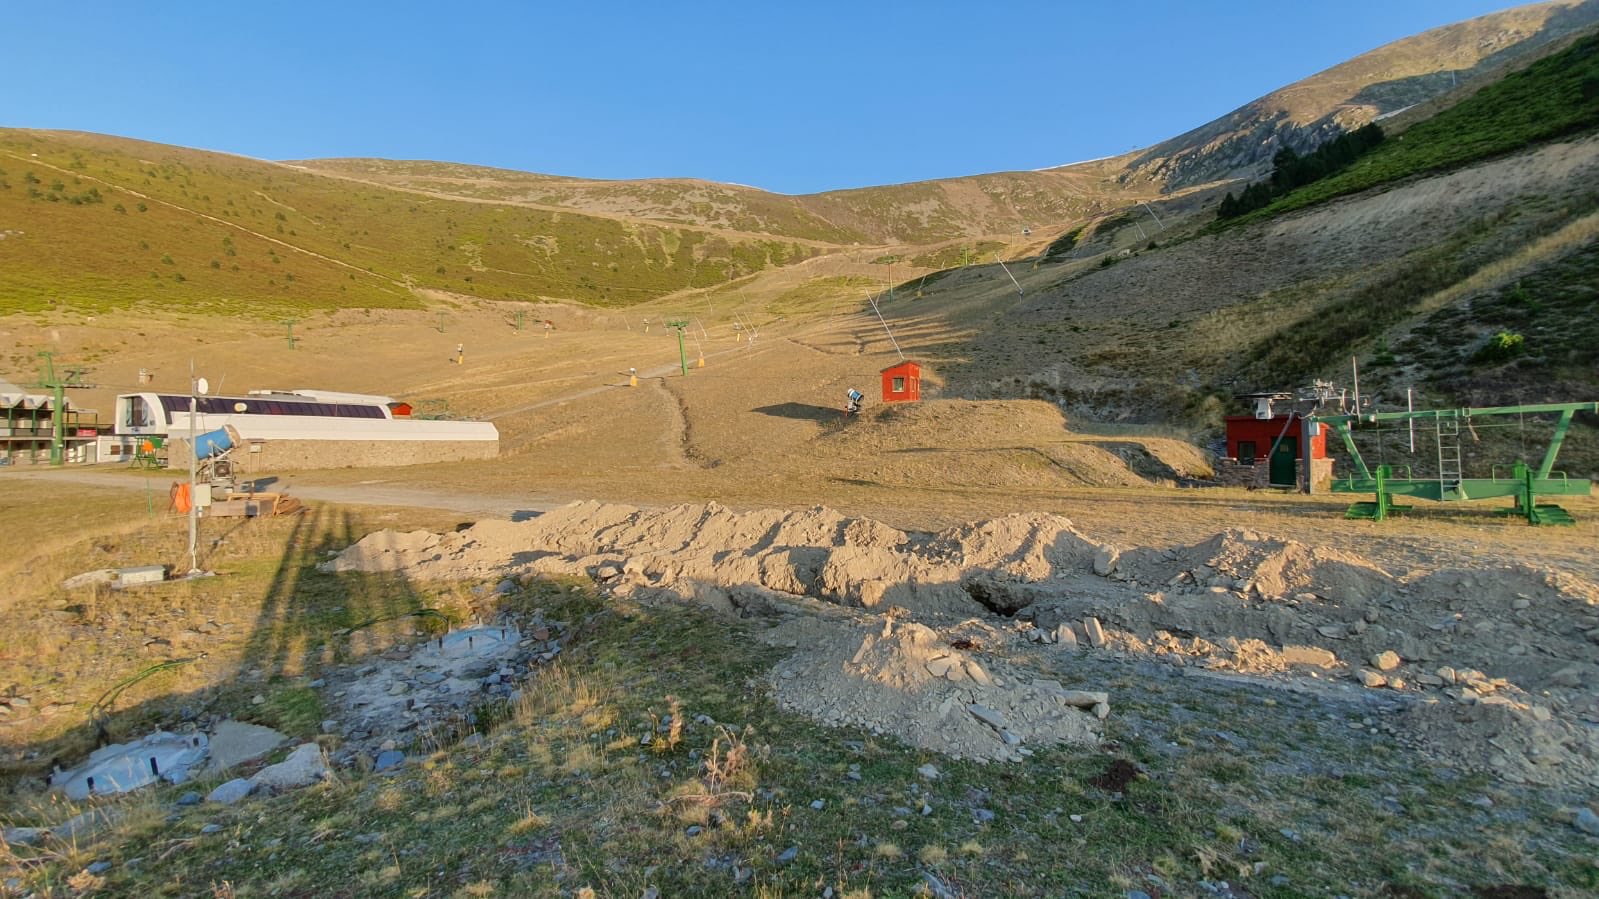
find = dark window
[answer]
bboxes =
[1238,441,1257,464]
[156,395,384,419]
[892,377,905,392]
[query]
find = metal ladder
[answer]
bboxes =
[1436,415,1463,491]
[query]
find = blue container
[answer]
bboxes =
[193,427,235,459]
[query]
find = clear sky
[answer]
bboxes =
[7,1,1534,194]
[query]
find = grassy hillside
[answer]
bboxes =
[1236,28,1599,224]
[0,131,831,316]
[298,156,1144,247]
[1123,0,1599,189]
[289,158,875,244]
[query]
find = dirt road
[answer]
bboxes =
[0,468,566,519]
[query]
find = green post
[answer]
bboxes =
[284,320,298,349]
[666,319,689,375]
[437,312,447,333]
[1372,465,1390,521]
[515,312,525,332]
[1536,409,1575,478]
[51,380,65,466]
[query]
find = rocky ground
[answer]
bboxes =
[324,500,1599,802]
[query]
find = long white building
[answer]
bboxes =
[107,388,498,469]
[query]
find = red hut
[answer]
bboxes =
[1220,393,1332,489]
[880,361,921,403]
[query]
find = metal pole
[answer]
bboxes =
[1140,202,1165,230]
[1351,356,1361,410]
[187,362,200,575]
[866,295,906,361]
[1407,388,1415,453]
[994,254,1024,297]
[51,379,65,466]
[1301,413,1315,494]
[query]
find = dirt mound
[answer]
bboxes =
[324,503,1599,784]
[1119,527,1394,601]
[765,616,1101,762]
[323,501,1115,618]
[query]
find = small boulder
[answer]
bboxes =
[1093,545,1120,577]
[205,778,256,805]
[1082,617,1106,648]
[1280,646,1337,668]
[1371,651,1402,672]
[250,743,329,791]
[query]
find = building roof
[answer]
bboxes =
[880,360,920,373]
[0,376,57,411]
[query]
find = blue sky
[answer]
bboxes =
[7,1,1530,193]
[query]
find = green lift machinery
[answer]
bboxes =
[1313,401,1598,525]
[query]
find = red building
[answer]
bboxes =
[1224,414,1327,464]
[880,361,922,403]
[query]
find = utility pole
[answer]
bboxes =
[186,361,208,576]
[666,319,690,375]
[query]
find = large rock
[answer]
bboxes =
[967,704,1008,732]
[1093,545,1120,577]
[1082,617,1107,648]
[1281,646,1337,668]
[250,743,329,791]
[205,778,256,805]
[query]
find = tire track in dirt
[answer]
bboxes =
[647,377,707,469]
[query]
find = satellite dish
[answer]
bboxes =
[197,377,210,396]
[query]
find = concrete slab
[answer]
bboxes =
[115,565,167,588]
[206,721,287,772]
[51,731,208,799]
[415,625,520,661]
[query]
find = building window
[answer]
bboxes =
[1238,441,1257,464]
[892,377,905,392]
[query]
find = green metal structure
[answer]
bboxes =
[1313,402,1598,525]
[34,352,94,467]
[665,319,690,375]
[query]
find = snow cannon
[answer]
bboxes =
[192,424,241,459]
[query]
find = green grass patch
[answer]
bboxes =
[1228,30,1599,225]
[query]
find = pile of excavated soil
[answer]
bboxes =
[764,616,1101,762]
[324,502,1599,784]
[322,501,1115,619]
